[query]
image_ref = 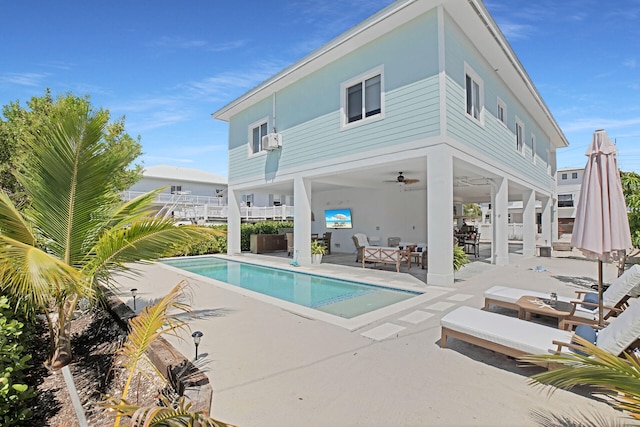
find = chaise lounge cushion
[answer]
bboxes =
[596,297,640,355]
[441,306,572,355]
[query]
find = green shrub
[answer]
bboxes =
[164,221,294,256]
[453,245,470,271]
[240,221,293,251]
[0,296,34,426]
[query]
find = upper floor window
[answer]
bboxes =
[170,185,182,194]
[465,64,483,123]
[249,119,268,154]
[341,66,384,128]
[561,173,568,180]
[497,97,507,125]
[515,118,524,154]
[572,172,578,179]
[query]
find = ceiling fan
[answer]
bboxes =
[385,172,420,185]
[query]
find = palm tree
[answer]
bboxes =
[0,106,216,369]
[522,336,640,422]
[103,281,235,427]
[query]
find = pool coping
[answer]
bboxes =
[159,254,453,331]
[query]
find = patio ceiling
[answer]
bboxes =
[237,156,538,205]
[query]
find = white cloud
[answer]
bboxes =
[562,117,640,133]
[0,72,49,87]
[147,37,246,52]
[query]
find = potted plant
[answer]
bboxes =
[311,240,326,264]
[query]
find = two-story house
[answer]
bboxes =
[213,0,568,285]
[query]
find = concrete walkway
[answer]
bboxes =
[111,251,637,426]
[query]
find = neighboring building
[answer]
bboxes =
[127,165,227,197]
[556,167,584,237]
[124,165,227,223]
[212,0,568,285]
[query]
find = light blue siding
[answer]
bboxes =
[228,10,441,182]
[443,11,553,187]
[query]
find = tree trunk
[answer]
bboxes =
[51,299,74,369]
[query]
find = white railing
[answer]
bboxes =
[121,190,225,206]
[171,205,294,221]
[121,191,295,221]
[479,223,526,240]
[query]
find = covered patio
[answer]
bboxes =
[226,150,556,286]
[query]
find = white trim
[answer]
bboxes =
[340,65,385,130]
[530,133,536,165]
[497,96,507,127]
[464,62,484,126]
[247,117,269,157]
[515,117,525,156]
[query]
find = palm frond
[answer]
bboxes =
[0,191,37,246]
[15,107,124,266]
[116,281,191,405]
[84,219,216,278]
[106,188,168,230]
[103,395,236,427]
[522,336,640,420]
[0,235,89,309]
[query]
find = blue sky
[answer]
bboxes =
[1,1,639,176]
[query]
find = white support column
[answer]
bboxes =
[293,177,312,266]
[226,188,242,255]
[541,195,552,249]
[427,149,454,285]
[522,189,536,257]
[551,197,559,243]
[492,177,509,266]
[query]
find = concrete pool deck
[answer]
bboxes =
[111,251,638,426]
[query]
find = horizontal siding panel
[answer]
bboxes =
[230,76,441,181]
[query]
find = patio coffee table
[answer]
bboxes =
[515,295,573,328]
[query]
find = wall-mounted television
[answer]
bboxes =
[325,208,353,229]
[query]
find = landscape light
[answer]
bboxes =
[192,331,203,360]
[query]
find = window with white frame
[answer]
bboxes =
[497,97,507,125]
[465,64,483,122]
[515,118,524,154]
[558,194,574,207]
[572,172,578,179]
[249,120,268,154]
[341,67,383,127]
[561,173,567,180]
[531,133,536,164]
[170,185,182,194]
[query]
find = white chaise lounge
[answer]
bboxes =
[440,296,640,360]
[484,264,640,321]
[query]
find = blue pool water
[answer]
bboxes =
[162,256,419,319]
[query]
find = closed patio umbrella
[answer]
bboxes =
[570,129,632,325]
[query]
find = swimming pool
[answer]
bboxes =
[162,256,420,319]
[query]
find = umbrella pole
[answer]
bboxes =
[598,260,604,326]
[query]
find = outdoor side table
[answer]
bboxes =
[515,296,573,328]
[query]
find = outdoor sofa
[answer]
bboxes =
[362,246,411,272]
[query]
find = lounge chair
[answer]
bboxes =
[440,296,640,361]
[352,233,369,263]
[484,264,640,322]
